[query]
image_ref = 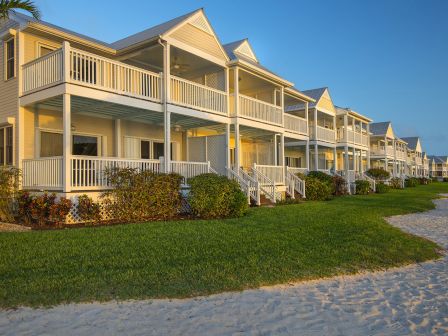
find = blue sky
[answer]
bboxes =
[33,0,447,154]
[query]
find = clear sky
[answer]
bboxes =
[32,0,448,154]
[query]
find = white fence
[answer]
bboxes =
[170,76,227,115]
[170,161,211,183]
[232,94,283,125]
[309,126,336,143]
[22,157,63,189]
[253,164,285,185]
[22,49,63,93]
[284,114,307,134]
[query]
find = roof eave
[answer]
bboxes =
[228,59,294,87]
[284,87,316,103]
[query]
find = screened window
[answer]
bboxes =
[5,38,15,80]
[40,131,63,157]
[0,126,13,165]
[73,135,98,156]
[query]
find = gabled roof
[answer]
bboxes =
[111,9,200,50]
[369,122,392,136]
[429,156,448,164]
[302,88,327,106]
[334,106,372,122]
[401,137,420,151]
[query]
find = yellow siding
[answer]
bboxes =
[316,89,335,114]
[169,23,226,61]
[23,32,61,63]
[0,35,18,124]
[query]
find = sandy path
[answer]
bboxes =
[1,197,448,336]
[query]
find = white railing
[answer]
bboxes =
[232,94,283,126]
[362,135,369,146]
[253,164,285,185]
[309,126,336,143]
[71,156,161,189]
[170,161,212,183]
[70,48,161,102]
[250,167,278,203]
[22,49,63,94]
[287,167,308,175]
[286,168,306,198]
[362,174,376,192]
[337,128,369,147]
[170,76,227,115]
[284,114,307,134]
[22,157,63,189]
[228,168,260,205]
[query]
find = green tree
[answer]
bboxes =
[0,0,41,20]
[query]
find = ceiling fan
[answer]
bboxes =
[171,56,190,74]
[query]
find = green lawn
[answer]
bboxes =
[1,183,447,308]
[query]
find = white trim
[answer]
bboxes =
[3,36,16,81]
[36,41,57,57]
[123,135,179,161]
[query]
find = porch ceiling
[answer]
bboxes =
[32,96,223,130]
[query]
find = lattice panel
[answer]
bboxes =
[188,137,207,162]
[207,135,226,175]
[205,71,225,91]
[190,15,213,35]
[235,41,257,62]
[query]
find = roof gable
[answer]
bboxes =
[234,40,258,62]
[302,88,335,114]
[370,122,395,138]
[401,137,422,152]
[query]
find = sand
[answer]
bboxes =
[1,196,447,335]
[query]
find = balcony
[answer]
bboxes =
[22,156,213,191]
[284,114,307,135]
[309,125,336,143]
[336,128,369,147]
[230,94,283,126]
[22,46,228,116]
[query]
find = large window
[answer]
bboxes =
[0,126,13,165]
[40,131,100,157]
[5,38,15,80]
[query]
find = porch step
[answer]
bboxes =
[259,194,275,206]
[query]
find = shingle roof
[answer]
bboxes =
[111,9,200,49]
[369,122,391,136]
[401,137,419,150]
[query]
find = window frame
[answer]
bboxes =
[0,125,14,166]
[36,42,57,58]
[123,136,178,160]
[4,37,15,81]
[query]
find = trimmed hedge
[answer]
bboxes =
[188,173,248,219]
[418,177,431,185]
[304,177,332,201]
[389,177,403,189]
[366,168,390,181]
[405,177,419,188]
[376,183,390,194]
[355,180,370,195]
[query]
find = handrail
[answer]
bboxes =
[251,166,277,203]
[284,113,308,134]
[235,168,261,205]
[286,168,306,198]
[22,48,63,68]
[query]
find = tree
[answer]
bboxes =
[0,0,41,21]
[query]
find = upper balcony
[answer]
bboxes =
[371,145,395,157]
[336,128,369,147]
[21,44,228,117]
[309,125,336,143]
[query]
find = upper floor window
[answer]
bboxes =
[38,43,56,57]
[4,38,15,80]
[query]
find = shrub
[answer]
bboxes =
[102,168,183,222]
[389,177,403,189]
[304,177,332,201]
[17,192,72,227]
[376,183,390,193]
[366,168,390,181]
[77,194,102,224]
[0,167,20,223]
[418,177,430,185]
[307,171,333,185]
[443,178,448,183]
[333,175,348,196]
[432,177,439,182]
[405,177,419,188]
[355,180,370,195]
[188,173,248,218]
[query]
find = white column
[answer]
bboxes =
[314,143,318,171]
[16,32,25,173]
[273,134,278,165]
[344,145,349,177]
[393,139,397,177]
[343,114,348,142]
[314,108,318,140]
[114,119,122,157]
[280,134,285,167]
[305,140,310,171]
[366,123,371,169]
[62,93,72,192]
[225,123,230,173]
[235,122,241,170]
[234,67,239,117]
[163,43,171,173]
[62,41,71,82]
[333,147,337,171]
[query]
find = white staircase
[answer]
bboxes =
[250,166,279,203]
[227,167,261,205]
[286,168,306,199]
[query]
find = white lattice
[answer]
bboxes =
[190,15,213,35]
[235,41,258,62]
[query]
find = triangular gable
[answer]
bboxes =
[415,138,422,153]
[315,88,336,114]
[386,124,395,139]
[164,10,229,64]
[234,40,258,62]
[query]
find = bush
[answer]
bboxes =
[307,171,333,185]
[304,177,332,201]
[77,194,102,224]
[333,175,348,196]
[0,167,20,223]
[418,177,431,185]
[188,173,248,218]
[432,177,439,182]
[443,178,448,183]
[405,177,419,188]
[102,168,183,222]
[366,168,390,181]
[389,177,403,189]
[355,180,370,195]
[376,183,390,193]
[17,192,72,227]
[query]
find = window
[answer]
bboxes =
[5,38,15,80]
[40,131,63,157]
[72,135,98,156]
[141,140,150,159]
[38,44,55,57]
[0,126,13,165]
[152,142,174,160]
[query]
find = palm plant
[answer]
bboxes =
[0,0,41,21]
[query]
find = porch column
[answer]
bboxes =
[279,134,285,167]
[273,134,278,165]
[235,122,241,170]
[17,32,25,172]
[344,145,349,177]
[343,114,348,142]
[163,42,171,173]
[314,108,318,140]
[305,140,310,171]
[62,93,72,193]
[366,122,371,169]
[314,143,318,171]
[333,147,337,171]
[393,139,397,177]
[114,119,122,157]
[225,123,230,174]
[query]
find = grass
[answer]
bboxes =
[1,183,447,308]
